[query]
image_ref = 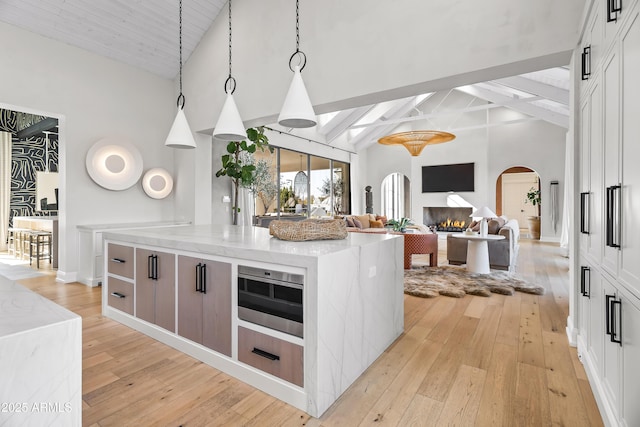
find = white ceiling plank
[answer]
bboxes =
[321,105,376,143]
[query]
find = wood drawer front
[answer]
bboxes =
[107,243,134,279]
[107,277,134,315]
[238,327,303,387]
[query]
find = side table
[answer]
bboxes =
[450,234,505,274]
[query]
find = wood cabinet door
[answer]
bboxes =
[154,251,176,332]
[177,255,203,344]
[135,249,175,332]
[135,248,156,325]
[202,260,232,357]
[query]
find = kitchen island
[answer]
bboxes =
[0,275,81,426]
[102,224,403,417]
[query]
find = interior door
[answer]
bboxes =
[502,172,539,231]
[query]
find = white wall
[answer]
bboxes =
[487,108,567,241]
[0,22,176,280]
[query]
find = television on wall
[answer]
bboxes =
[422,162,475,192]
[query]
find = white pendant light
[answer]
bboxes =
[213,0,247,141]
[165,0,196,149]
[277,0,316,128]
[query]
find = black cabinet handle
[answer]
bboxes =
[147,254,159,280]
[195,263,202,292]
[153,255,158,280]
[110,292,126,298]
[148,255,154,279]
[607,0,622,22]
[611,299,622,346]
[201,263,207,294]
[251,347,280,361]
[580,192,590,234]
[581,46,591,80]
[606,294,615,336]
[606,185,621,249]
[580,266,590,298]
[110,258,125,263]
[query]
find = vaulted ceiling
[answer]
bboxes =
[0,1,570,150]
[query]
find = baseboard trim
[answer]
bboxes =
[565,315,578,347]
[55,270,78,283]
[540,236,561,243]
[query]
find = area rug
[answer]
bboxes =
[404,266,545,298]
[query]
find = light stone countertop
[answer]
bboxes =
[0,276,79,338]
[103,224,401,263]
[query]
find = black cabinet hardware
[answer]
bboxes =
[201,263,207,294]
[195,263,202,292]
[251,347,280,361]
[110,258,125,263]
[580,192,590,234]
[611,299,622,346]
[581,46,591,80]
[195,263,207,293]
[608,0,622,22]
[110,292,126,299]
[606,184,621,248]
[606,294,615,336]
[147,254,158,280]
[580,266,590,298]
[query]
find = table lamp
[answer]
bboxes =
[470,206,497,237]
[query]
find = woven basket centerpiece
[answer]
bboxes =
[269,219,348,241]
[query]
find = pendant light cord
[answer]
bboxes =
[224,0,237,94]
[295,0,300,52]
[288,0,306,72]
[177,0,185,108]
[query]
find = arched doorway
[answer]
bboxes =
[496,167,540,238]
[381,172,410,220]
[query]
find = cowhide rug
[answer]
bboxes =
[404,266,545,298]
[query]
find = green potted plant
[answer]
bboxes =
[386,217,413,233]
[525,187,541,239]
[215,127,273,225]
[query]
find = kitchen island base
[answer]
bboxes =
[102,225,403,417]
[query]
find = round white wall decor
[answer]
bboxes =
[85,139,143,190]
[142,168,173,199]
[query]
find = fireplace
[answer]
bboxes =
[423,207,473,232]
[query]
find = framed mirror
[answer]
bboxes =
[36,171,59,211]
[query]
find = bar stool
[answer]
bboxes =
[11,228,30,259]
[29,231,52,268]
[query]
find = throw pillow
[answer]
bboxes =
[469,220,480,232]
[352,218,364,228]
[370,219,384,228]
[487,217,505,235]
[354,214,371,229]
[346,217,355,227]
[375,215,388,225]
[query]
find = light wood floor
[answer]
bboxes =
[13,239,603,426]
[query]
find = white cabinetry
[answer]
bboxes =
[576,1,640,425]
[77,221,188,287]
